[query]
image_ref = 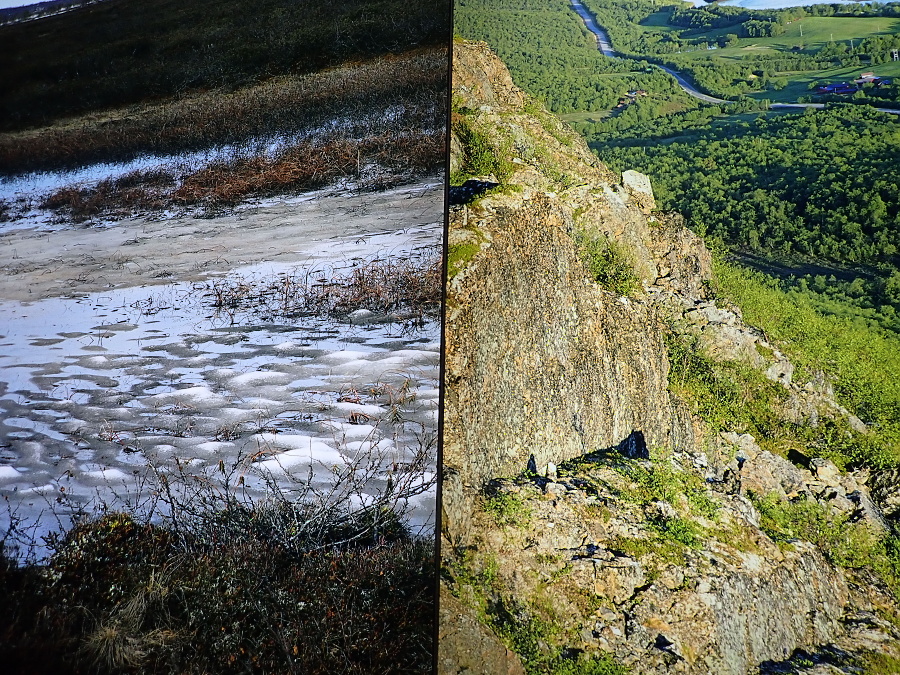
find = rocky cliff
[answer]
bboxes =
[440,40,900,675]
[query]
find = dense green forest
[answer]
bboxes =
[454,0,696,115]
[599,104,900,333]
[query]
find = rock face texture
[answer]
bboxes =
[445,194,693,497]
[439,589,527,675]
[445,42,701,518]
[440,40,900,674]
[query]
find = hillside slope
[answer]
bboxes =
[440,40,900,675]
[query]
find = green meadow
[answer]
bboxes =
[682,16,900,52]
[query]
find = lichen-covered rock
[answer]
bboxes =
[441,40,900,675]
[444,194,694,500]
[439,589,527,675]
[865,469,900,519]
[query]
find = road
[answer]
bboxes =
[569,0,727,104]
[656,64,727,104]
[570,0,615,57]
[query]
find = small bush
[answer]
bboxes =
[648,515,702,549]
[483,492,532,528]
[1,426,437,673]
[450,112,515,184]
[574,231,637,296]
[195,249,442,326]
[1,507,434,674]
[489,596,628,675]
[611,457,718,520]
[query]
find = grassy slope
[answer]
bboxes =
[0,0,449,133]
[0,49,448,175]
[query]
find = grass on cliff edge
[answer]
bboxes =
[450,107,517,186]
[666,331,884,470]
[713,258,900,471]
[445,549,627,675]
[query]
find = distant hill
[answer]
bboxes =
[0,0,105,25]
[0,0,448,132]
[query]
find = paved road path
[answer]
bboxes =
[569,0,727,104]
[570,0,615,57]
[656,64,727,104]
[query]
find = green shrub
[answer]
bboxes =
[574,231,638,296]
[489,596,629,675]
[451,112,515,184]
[483,492,532,528]
[611,457,718,520]
[649,515,702,549]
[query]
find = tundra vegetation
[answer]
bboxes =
[0,0,448,672]
[0,0,448,220]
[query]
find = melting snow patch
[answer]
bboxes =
[0,466,22,481]
[229,371,290,385]
[150,386,227,405]
[193,441,236,455]
[82,468,130,482]
[325,422,379,441]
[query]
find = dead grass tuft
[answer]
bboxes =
[41,169,177,222]
[200,250,442,325]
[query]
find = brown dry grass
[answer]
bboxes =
[201,250,442,325]
[40,170,176,222]
[40,130,444,221]
[0,49,447,176]
[0,0,449,133]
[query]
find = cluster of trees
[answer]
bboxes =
[669,4,787,37]
[454,0,693,114]
[577,96,766,142]
[671,0,900,32]
[579,0,673,55]
[598,105,900,323]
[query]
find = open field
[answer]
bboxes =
[747,60,900,102]
[680,16,900,51]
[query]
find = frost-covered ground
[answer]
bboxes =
[0,111,422,232]
[0,179,444,559]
